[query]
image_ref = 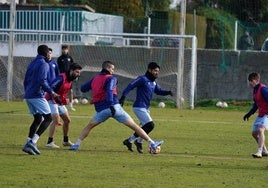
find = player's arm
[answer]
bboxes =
[154,84,173,96]
[105,76,118,116]
[105,77,117,106]
[261,87,268,103]
[122,76,144,97]
[119,76,143,106]
[50,75,63,92]
[81,79,92,93]
[39,63,54,96]
[243,102,257,121]
[70,56,74,64]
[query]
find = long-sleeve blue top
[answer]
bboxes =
[81,72,119,112]
[121,74,171,109]
[47,59,60,84]
[24,55,53,99]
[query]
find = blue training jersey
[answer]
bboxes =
[24,55,53,99]
[121,75,171,109]
[47,60,60,84]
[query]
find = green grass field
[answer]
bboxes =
[0,101,267,187]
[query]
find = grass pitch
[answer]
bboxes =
[0,101,267,187]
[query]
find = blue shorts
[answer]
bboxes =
[93,104,131,123]
[133,107,152,126]
[48,100,68,115]
[253,115,268,131]
[25,98,51,115]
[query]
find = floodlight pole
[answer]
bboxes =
[7,0,16,101]
[176,0,186,108]
[145,0,151,48]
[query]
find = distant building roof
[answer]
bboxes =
[0,3,95,12]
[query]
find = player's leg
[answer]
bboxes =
[69,108,110,150]
[122,118,163,151]
[23,98,51,155]
[113,104,163,151]
[261,115,268,156]
[123,107,153,153]
[46,101,61,148]
[60,106,73,146]
[252,116,268,158]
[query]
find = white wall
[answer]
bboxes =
[0,42,62,57]
[0,0,19,4]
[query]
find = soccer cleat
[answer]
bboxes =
[69,144,79,151]
[134,140,143,153]
[262,151,268,157]
[150,140,164,150]
[22,144,36,155]
[27,140,41,155]
[46,142,60,149]
[123,139,133,152]
[62,141,74,147]
[252,152,262,158]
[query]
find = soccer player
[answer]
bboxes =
[69,61,163,152]
[47,48,60,84]
[119,62,173,153]
[57,45,76,111]
[243,72,268,158]
[45,63,82,148]
[22,44,59,155]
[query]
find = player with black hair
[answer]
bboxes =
[57,45,76,111]
[22,44,59,155]
[45,63,82,149]
[119,62,173,153]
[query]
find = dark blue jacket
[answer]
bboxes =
[24,55,53,99]
[121,74,170,109]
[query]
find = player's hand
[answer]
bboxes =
[54,96,62,105]
[119,96,125,107]
[110,106,116,116]
[243,112,251,121]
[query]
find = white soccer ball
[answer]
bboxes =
[149,146,161,154]
[81,98,88,105]
[73,98,79,104]
[221,102,228,108]
[216,101,222,107]
[158,102,165,108]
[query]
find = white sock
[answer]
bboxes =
[31,134,39,144]
[258,147,263,153]
[148,139,154,145]
[137,137,143,143]
[128,135,136,143]
[75,139,82,145]
[69,102,74,108]
[263,146,268,152]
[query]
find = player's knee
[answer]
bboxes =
[142,121,155,134]
[33,114,43,124]
[43,114,52,124]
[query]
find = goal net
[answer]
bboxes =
[0,31,197,109]
[72,33,197,109]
